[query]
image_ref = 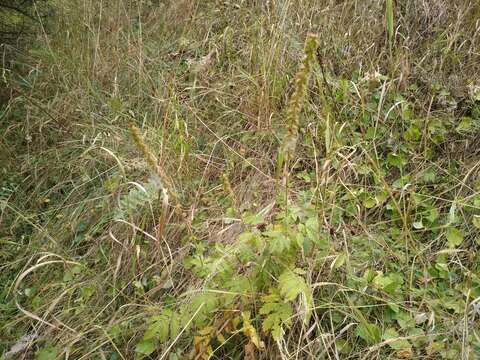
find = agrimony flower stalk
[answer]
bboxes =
[276,33,318,181]
[129,124,176,244]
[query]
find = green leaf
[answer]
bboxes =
[35,347,58,360]
[412,221,424,229]
[404,125,421,142]
[278,270,303,301]
[362,196,377,209]
[387,153,407,168]
[355,322,381,344]
[472,215,480,229]
[422,169,436,183]
[335,339,352,354]
[278,269,313,323]
[260,291,293,340]
[456,117,473,133]
[144,311,171,342]
[116,179,160,220]
[408,328,426,347]
[446,228,464,248]
[388,302,400,313]
[373,272,403,294]
[242,211,265,226]
[332,253,346,269]
[135,339,156,355]
[264,228,291,255]
[426,207,439,223]
[393,311,415,330]
[169,311,182,339]
[190,292,219,327]
[383,328,411,350]
[238,231,255,243]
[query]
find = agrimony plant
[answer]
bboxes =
[128,125,172,242]
[386,0,394,50]
[276,33,318,181]
[115,178,161,220]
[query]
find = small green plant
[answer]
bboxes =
[115,178,161,220]
[133,193,326,356]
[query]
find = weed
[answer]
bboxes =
[1,0,480,359]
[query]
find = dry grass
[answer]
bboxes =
[1,0,480,359]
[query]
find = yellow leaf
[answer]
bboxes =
[193,336,204,346]
[216,333,226,344]
[396,348,413,359]
[241,312,265,350]
[197,326,214,336]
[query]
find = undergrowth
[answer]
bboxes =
[1,0,480,359]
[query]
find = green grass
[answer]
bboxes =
[1,0,480,359]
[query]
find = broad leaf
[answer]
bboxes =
[383,328,412,350]
[278,269,313,323]
[446,228,464,248]
[135,339,156,355]
[36,347,58,360]
[356,322,381,344]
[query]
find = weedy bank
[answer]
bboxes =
[1,0,480,359]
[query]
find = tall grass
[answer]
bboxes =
[1,0,480,358]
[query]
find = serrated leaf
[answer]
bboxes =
[278,270,303,301]
[191,292,219,327]
[135,339,156,355]
[264,229,291,255]
[261,304,292,340]
[169,311,181,339]
[241,312,264,350]
[144,310,173,342]
[278,269,313,323]
[260,292,293,341]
